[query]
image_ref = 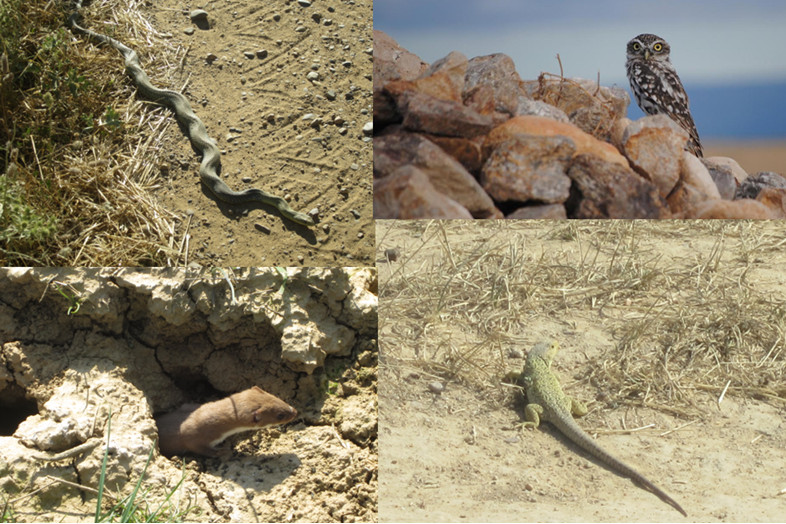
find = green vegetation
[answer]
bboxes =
[0,0,175,265]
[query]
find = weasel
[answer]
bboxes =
[155,386,297,457]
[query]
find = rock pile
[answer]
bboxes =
[373,30,786,219]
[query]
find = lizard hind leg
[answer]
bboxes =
[569,397,588,418]
[523,403,544,429]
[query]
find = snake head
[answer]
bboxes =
[293,213,315,227]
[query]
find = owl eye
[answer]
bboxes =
[653,43,663,51]
[633,42,641,51]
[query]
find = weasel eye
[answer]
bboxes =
[632,42,641,51]
[653,43,663,51]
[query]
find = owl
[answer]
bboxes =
[626,34,703,157]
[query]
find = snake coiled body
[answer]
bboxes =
[67,1,314,226]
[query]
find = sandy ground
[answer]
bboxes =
[705,139,786,177]
[376,220,786,523]
[128,0,373,266]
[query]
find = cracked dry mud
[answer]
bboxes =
[0,267,377,522]
[114,0,373,266]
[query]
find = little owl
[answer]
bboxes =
[626,33,703,157]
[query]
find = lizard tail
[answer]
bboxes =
[552,415,688,517]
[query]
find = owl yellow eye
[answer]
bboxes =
[654,43,663,51]
[633,42,641,50]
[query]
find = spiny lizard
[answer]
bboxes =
[517,341,687,517]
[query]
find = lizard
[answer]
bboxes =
[516,341,687,517]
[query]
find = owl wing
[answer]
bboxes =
[658,68,703,156]
[630,61,703,157]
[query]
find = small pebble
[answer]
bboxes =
[325,90,337,101]
[243,51,255,59]
[254,223,271,234]
[306,71,320,81]
[362,121,373,136]
[256,49,268,59]
[384,248,399,262]
[190,9,208,23]
[428,381,444,394]
[183,27,195,35]
[205,53,218,64]
[297,0,312,6]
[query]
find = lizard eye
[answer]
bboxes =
[653,42,663,52]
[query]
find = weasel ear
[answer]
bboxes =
[252,386,263,393]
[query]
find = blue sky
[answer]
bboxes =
[375,0,786,138]
[375,0,786,86]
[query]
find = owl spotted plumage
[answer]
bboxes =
[626,33,703,157]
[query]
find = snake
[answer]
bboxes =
[66,0,315,227]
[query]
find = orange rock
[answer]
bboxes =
[622,115,688,198]
[425,135,485,174]
[486,116,629,168]
[691,199,777,219]
[506,204,567,219]
[610,117,632,151]
[755,187,786,218]
[703,156,748,186]
[374,166,474,219]
[372,30,429,90]
[519,78,628,140]
[681,152,721,200]
[374,133,496,216]
[411,50,468,102]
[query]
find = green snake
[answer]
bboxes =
[66,0,315,227]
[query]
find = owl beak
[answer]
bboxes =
[644,49,650,60]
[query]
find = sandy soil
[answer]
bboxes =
[376,220,786,523]
[705,139,786,177]
[129,0,373,266]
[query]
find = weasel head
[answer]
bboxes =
[245,386,297,427]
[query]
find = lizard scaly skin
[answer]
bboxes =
[518,341,687,517]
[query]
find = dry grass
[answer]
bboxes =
[1,0,185,265]
[378,220,786,418]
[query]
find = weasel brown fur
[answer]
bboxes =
[156,386,297,457]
